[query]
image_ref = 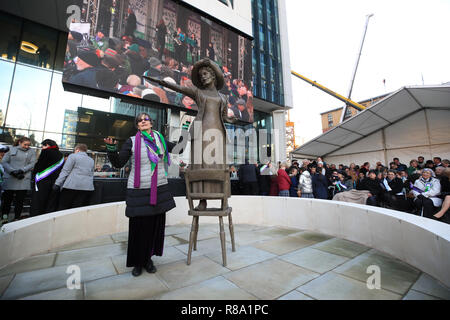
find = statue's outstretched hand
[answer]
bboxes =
[143,75,162,86]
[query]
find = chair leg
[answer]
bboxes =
[187,216,196,265]
[228,213,236,252]
[219,216,227,267]
[193,216,199,251]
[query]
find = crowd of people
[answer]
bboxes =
[0,138,95,224]
[233,156,450,223]
[63,8,254,122]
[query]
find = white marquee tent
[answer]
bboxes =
[291,85,450,166]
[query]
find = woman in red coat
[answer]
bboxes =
[277,162,292,197]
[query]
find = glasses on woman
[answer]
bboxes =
[138,118,151,123]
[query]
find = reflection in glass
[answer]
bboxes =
[2,128,43,147]
[6,64,52,131]
[0,60,14,128]
[45,72,82,134]
[0,12,22,62]
[81,95,111,113]
[18,21,57,69]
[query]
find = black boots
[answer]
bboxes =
[145,259,157,274]
[132,266,142,277]
[131,259,157,277]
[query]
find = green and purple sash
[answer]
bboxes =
[35,157,64,191]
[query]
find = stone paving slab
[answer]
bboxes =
[280,247,349,274]
[411,273,450,300]
[50,235,115,252]
[251,233,320,256]
[175,230,219,242]
[175,237,229,258]
[230,230,277,246]
[277,290,314,300]
[224,259,319,300]
[205,246,276,271]
[297,272,402,300]
[2,258,117,300]
[165,225,191,236]
[85,272,169,300]
[311,238,370,258]
[0,253,56,277]
[156,256,230,290]
[333,250,421,295]
[403,289,441,300]
[155,276,258,300]
[54,242,128,266]
[21,286,84,300]
[165,236,187,247]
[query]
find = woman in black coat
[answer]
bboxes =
[104,113,178,277]
[30,139,64,216]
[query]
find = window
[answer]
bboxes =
[328,113,333,128]
[5,64,52,131]
[0,12,22,62]
[18,20,58,69]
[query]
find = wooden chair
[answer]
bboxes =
[184,169,235,267]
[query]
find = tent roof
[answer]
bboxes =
[291,85,450,158]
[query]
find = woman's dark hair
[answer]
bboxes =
[135,112,153,128]
[41,139,58,148]
[14,137,30,146]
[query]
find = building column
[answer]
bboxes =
[272,109,287,163]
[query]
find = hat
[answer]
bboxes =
[70,31,83,42]
[163,77,176,93]
[142,88,161,102]
[236,99,246,106]
[0,145,9,153]
[149,57,161,68]
[128,44,139,53]
[77,47,100,67]
[191,58,224,90]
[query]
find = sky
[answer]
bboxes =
[285,0,450,145]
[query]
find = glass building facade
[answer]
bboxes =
[0,8,276,176]
[251,0,284,106]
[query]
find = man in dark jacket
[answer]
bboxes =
[357,170,383,206]
[68,47,101,88]
[30,140,64,216]
[124,8,137,37]
[381,170,405,210]
[238,161,259,195]
[311,166,329,199]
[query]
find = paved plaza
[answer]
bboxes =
[1,224,449,300]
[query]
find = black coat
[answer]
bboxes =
[32,148,64,183]
[31,148,64,216]
[357,177,383,197]
[385,177,404,195]
[238,164,258,184]
[125,13,137,37]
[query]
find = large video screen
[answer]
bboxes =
[63,0,254,122]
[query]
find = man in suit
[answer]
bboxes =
[231,99,250,122]
[54,144,95,210]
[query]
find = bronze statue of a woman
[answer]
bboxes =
[144,58,238,210]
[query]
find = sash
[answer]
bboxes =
[410,181,433,194]
[35,157,64,191]
[336,181,347,191]
[383,179,392,192]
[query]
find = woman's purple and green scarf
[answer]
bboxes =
[134,130,171,205]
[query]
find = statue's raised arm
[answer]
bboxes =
[143,75,196,100]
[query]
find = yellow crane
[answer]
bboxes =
[290,70,366,111]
